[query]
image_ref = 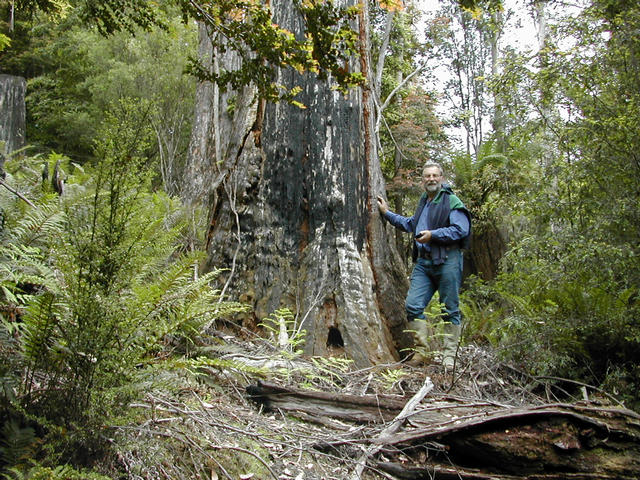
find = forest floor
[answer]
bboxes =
[109,330,640,480]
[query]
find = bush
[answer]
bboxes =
[3,463,111,480]
[0,99,247,472]
[479,231,640,406]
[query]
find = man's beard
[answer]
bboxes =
[425,183,441,193]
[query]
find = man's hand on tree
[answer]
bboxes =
[376,195,388,215]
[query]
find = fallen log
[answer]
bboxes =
[382,404,640,479]
[246,380,501,424]
[246,380,640,479]
[246,380,409,423]
[374,461,631,479]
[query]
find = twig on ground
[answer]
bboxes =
[350,376,434,480]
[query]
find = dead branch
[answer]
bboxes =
[245,376,640,480]
[246,380,410,423]
[350,376,434,480]
[0,177,35,207]
[111,338,639,480]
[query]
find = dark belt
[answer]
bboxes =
[418,249,431,259]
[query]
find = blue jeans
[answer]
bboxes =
[405,249,463,325]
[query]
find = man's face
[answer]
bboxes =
[422,166,443,195]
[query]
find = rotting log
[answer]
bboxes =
[247,380,509,424]
[381,404,640,479]
[350,377,434,480]
[246,381,640,479]
[246,380,408,423]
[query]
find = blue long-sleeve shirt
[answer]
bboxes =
[384,202,470,253]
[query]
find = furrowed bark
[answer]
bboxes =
[183,0,411,366]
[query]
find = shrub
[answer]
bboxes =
[0,99,247,471]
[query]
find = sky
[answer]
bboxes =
[413,0,541,50]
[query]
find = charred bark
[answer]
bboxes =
[468,223,506,280]
[183,1,411,366]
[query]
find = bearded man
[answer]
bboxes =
[377,162,471,370]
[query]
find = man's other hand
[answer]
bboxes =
[416,230,432,243]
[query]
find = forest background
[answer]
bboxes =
[0,0,639,477]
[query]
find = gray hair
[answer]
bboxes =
[422,162,444,176]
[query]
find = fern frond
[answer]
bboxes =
[0,419,36,467]
[1,466,26,480]
[9,200,64,248]
[125,257,247,351]
[20,292,64,382]
[0,244,59,298]
[129,251,206,316]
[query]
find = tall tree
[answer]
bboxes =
[435,0,496,157]
[183,0,412,366]
[488,7,505,151]
[466,0,640,401]
[0,74,26,156]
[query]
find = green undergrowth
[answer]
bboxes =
[0,100,249,477]
[460,262,640,409]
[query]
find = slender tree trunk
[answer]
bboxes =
[374,10,395,101]
[183,1,411,366]
[0,74,26,158]
[490,9,505,153]
[9,1,15,32]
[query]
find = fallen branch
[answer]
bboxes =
[379,404,640,445]
[0,178,35,207]
[350,376,434,480]
[376,403,640,479]
[247,377,640,480]
[246,380,409,423]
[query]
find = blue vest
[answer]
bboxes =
[410,190,471,265]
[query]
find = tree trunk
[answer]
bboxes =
[469,222,506,281]
[0,74,26,159]
[490,9,505,153]
[183,1,412,366]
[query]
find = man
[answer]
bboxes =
[377,162,471,370]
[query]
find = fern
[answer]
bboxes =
[0,198,62,317]
[0,101,253,463]
[125,256,248,354]
[0,419,36,468]
[1,463,111,480]
[0,244,59,304]
[20,292,64,398]
[306,356,354,389]
[0,319,21,407]
[259,308,307,355]
[7,201,64,249]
